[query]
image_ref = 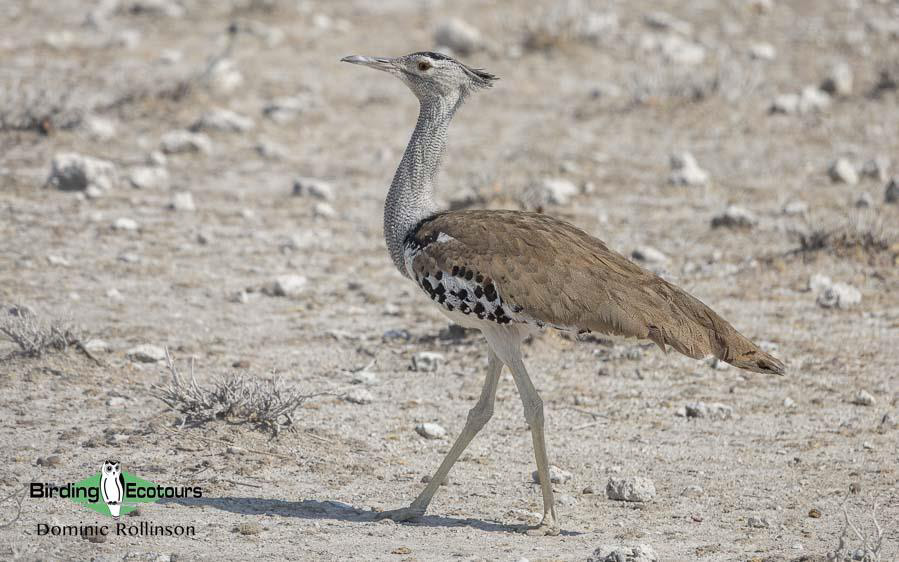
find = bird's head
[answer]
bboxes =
[341,51,497,104]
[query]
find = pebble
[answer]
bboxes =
[783,397,796,408]
[126,344,166,363]
[681,485,703,497]
[644,11,692,35]
[128,166,169,190]
[748,42,776,60]
[606,476,656,502]
[313,202,336,218]
[816,282,861,309]
[798,86,832,113]
[344,388,373,405]
[293,177,335,201]
[83,339,110,353]
[851,390,875,406]
[588,544,657,562]
[160,130,212,155]
[147,150,167,167]
[46,255,70,267]
[434,18,483,55]
[415,422,446,440]
[659,35,706,66]
[861,156,890,182]
[265,275,308,298]
[47,153,118,193]
[770,93,800,114]
[209,58,243,94]
[855,191,873,208]
[631,246,668,264]
[263,95,314,124]
[411,351,444,372]
[685,401,733,420]
[556,493,577,507]
[168,191,196,212]
[821,62,853,96]
[829,158,859,184]
[192,108,254,133]
[107,396,127,408]
[382,329,410,342]
[527,177,578,206]
[808,273,832,292]
[37,455,63,467]
[710,205,757,229]
[885,177,898,203]
[782,200,809,215]
[351,371,378,385]
[236,522,261,535]
[255,138,289,160]
[668,152,709,187]
[128,0,185,18]
[112,217,139,232]
[532,465,572,485]
[748,516,770,529]
[81,115,117,141]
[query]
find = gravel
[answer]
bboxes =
[126,344,166,363]
[411,351,445,372]
[47,153,118,193]
[588,544,658,562]
[415,422,447,440]
[606,476,656,502]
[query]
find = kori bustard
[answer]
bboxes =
[342,51,785,536]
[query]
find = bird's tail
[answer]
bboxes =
[645,281,785,376]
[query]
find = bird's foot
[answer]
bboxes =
[522,515,560,536]
[375,505,426,523]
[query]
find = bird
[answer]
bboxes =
[341,51,785,536]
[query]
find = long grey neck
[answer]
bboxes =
[384,94,460,275]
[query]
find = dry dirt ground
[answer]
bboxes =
[1,0,898,560]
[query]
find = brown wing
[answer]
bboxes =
[408,210,784,375]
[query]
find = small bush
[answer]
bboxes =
[0,305,83,358]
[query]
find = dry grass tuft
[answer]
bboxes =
[153,349,323,435]
[828,496,890,562]
[0,305,84,359]
[794,212,895,261]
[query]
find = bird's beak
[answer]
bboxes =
[340,55,395,72]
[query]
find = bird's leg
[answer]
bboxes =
[505,354,559,536]
[376,349,502,523]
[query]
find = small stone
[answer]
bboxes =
[351,371,378,385]
[783,397,796,408]
[83,339,110,353]
[126,344,166,363]
[255,138,289,160]
[191,108,254,133]
[748,42,776,60]
[861,156,890,182]
[236,522,261,535]
[808,508,822,518]
[816,282,861,309]
[147,150,167,167]
[631,246,668,264]
[556,493,577,507]
[209,58,243,94]
[808,273,832,292]
[107,396,127,408]
[606,476,656,502]
[798,86,831,113]
[263,95,314,123]
[420,474,449,485]
[81,115,117,141]
[411,351,444,372]
[46,255,71,267]
[128,166,169,190]
[782,200,808,215]
[391,547,412,555]
[821,62,853,96]
[668,152,709,187]
[112,217,139,232]
[644,11,692,34]
[885,177,899,203]
[855,192,873,208]
[160,130,212,155]
[748,516,770,529]
[128,0,185,18]
[711,205,756,229]
[685,401,733,420]
[588,544,658,562]
[265,275,308,298]
[851,390,875,406]
[659,35,705,66]
[829,158,858,185]
[879,413,897,430]
[382,329,410,342]
[527,177,578,206]
[313,202,335,218]
[415,422,446,440]
[292,177,335,201]
[582,485,595,494]
[38,455,63,467]
[168,191,196,212]
[47,153,118,193]
[770,93,799,114]
[434,18,483,55]
[681,485,703,497]
[532,465,572,485]
[344,388,373,405]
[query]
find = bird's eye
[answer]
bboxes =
[418,61,431,71]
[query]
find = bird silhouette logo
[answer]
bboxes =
[99,460,125,517]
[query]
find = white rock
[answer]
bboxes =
[128,166,169,190]
[885,177,899,203]
[344,388,373,405]
[46,255,71,267]
[534,178,578,205]
[798,86,831,113]
[83,339,110,353]
[160,130,212,155]
[782,200,809,215]
[434,18,483,55]
[112,217,139,232]
[668,152,709,186]
[681,485,704,497]
[127,0,185,18]
[808,273,833,292]
[770,93,800,114]
[266,275,308,298]
[606,477,656,502]
[126,344,166,363]
[576,12,620,40]
[292,177,334,201]
[748,42,776,60]
[851,390,875,406]
[106,288,124,301]
[821,62,853,96]
[147,150,167,167]
[829,158,858,185]
[644,11,692,35]
[208,58,243,94]
[411,351,444,372]
[351,371,378,385]
[415,422,447,440]
[313,202,336,218]
[81,115,118,141]
[532,465,572,485]
[255,138,289,160]
[48,153,118,192]
[783,397,796,408]
[685,401,733,420]
[588,544,657,562]
[855,192,873,208]
[748,516,770,528]
[711,205,757,229]
[659,35,705,65]
[168,191,196,212]
[263,95,314,123]
[816,282,861,309]
[631,246,668,264]
[861,156,890,182]
[192,108,254,133]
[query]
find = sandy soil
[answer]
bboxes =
[1,0,897,560]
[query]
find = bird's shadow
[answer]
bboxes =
[159,496,582,536]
